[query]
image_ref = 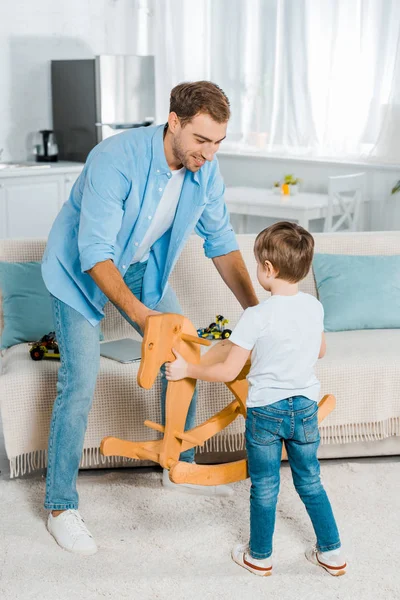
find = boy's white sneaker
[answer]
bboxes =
[47,510,98,555]
[231,543,273,577]
[305,545,347,576]
[162,468,234,496]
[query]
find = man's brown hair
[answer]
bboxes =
[254,221,315,283]
[169,81,230,126]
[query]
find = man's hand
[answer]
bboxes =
[88,259,161,329]
[165,349,189,381]
[136,309,161,333]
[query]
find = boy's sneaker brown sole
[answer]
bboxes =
[231,543,272,577]
[305,546,347,576]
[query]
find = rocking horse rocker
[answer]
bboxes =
[100,313,336,486]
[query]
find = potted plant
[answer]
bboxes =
[283,174,300,195]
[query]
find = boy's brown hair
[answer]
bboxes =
[254,221,315,283]
[169,81,230,127]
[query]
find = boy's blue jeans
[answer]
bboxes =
[44,261,197,511]
[246,396,341,559]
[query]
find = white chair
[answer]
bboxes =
[324,172,366,232]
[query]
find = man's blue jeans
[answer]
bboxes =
[44,261,197,511]
[246,396,341,559]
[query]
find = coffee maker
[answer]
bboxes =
[33,130,59,162]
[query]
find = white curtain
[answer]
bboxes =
[154,0,211,121]
[153,0,400,161]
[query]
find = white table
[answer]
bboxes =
[225,186,366,232]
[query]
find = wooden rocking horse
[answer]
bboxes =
[100,313,335,486]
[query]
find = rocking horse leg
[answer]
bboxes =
[178,400,243,452]
[158,378,199,469]
[315,393,336,422]
[162,342,249,466]
[163,340,250,485]
[100,437,163,462]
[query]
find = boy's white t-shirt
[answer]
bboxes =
[131,167,186,264]
[229,292,324,408]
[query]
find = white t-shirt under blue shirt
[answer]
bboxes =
[131,166,186,264]
[229,292,324,408]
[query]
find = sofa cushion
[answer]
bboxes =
[315,329,400,427]
[313,253,400,332]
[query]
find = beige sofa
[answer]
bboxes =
[1,231,399,477]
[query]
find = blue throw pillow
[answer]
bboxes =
[0,261,104,349]
[0,262,55,349]
[312,253,400,332]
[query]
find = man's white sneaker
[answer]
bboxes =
[231,543,273,576]
[162,468,234,496]
[305,545,347,576]
[47,510,98,555]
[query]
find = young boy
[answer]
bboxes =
[166,221,346,577]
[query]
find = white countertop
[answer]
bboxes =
[0,161,84,177]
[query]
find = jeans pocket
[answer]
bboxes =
[302,409,320,443]
[251,411,283,445]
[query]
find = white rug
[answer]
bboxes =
[0,457,399,600]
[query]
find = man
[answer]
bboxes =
[42,81,259,555]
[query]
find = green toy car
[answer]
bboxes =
[29,332,60,361]
[197,315,232,341]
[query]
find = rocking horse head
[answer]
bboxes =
[137,313,210,389]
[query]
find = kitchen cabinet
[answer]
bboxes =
[0,162,84,239]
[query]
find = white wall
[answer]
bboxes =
[0,0,154,162]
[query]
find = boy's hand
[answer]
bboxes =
[165,349,189,381]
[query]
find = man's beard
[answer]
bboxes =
[172,137,189,170]
[172,135,199,172]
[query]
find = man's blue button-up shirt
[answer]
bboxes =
[42,124,238,325]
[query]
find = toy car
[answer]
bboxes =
[197,315,232,341]
[29,332,60,361]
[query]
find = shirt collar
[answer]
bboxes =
[151,124,170,174]
[152,124,200,185]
